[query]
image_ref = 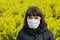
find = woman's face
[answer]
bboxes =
[27,16,41,29]
[27,16,41,20]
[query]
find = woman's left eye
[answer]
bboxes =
[35,17,39,19]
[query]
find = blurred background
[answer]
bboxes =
[0,0,60,40]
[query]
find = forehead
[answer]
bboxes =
[27,16,41,19]
[26,11,41,16]
[27,16,41,18]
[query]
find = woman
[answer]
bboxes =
[16,6,54,40]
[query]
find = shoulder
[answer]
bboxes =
[16,28,24,40]
[47,29,53,36]
[17,28,26,39]
[18,28,25,36]
[43,27,54,37]
[44,29,54,40]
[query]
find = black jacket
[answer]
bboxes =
[16,26,54,40]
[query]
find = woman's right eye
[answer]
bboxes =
[27,16,33,19]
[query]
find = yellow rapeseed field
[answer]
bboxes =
[0,0,60,40]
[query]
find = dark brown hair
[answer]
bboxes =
[23,6,47,29]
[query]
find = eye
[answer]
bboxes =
[35,17,38,19]
[35,16,39,19]
[27,16,33,19]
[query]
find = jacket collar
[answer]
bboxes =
[23,26,48,36]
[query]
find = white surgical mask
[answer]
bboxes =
[27,18,41,29]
